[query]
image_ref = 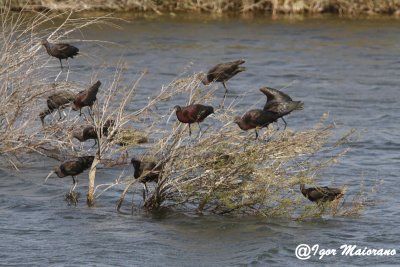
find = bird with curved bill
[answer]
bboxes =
[39,90,75,125]
[173,104,214,136]
[199,59,246,106]
[41,39,79,81]
[234,109,279,140]
[259,87,304,129]
[72,80,101,116]
[131,158,163,202]
[45,156,94,192]
[300,183,344,203]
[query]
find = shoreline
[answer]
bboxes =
[5,0,400,16]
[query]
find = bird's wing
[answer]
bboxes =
[260,87,293,102]
[56,44,71,51]
[263,101,285,114]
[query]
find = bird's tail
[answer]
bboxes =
[85,81,101,105]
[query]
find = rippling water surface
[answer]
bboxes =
[1,14,399,266]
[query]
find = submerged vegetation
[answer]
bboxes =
[0,5,378,218]
[5,0,400,15]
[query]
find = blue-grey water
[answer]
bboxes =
[1,15,400,266]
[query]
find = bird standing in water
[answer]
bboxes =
[131,158,163,201]
[39,90,75,125]
[259,87,304,129]
[174,104,214,136]
[234,109,278,140]
[200,59,246,105]
[45,156,94,192]
[300,183,343,203]
[41,39,79,81]
[72,80,101,116]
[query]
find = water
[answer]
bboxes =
[1,14,400,266]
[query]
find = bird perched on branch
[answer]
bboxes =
[39,90,75,125]
[72,81,101,116]
[300,184,343,203]
[200,59,246,101]
[41,39,79,70]
[259,87,304,129]
[131,158,163,201]
[174,104,214,136]
[45,156,94,192]
[234,109,278,139]
[73,120,115,147]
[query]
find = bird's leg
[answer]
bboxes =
[219,81,228,108]
[54,70,62,82]
[79,108,82,117]
[57,110,63,120]
[254,129,259,140]
[188,124,192,136]
[59,59,63,70]
[142,183,149,202]
[70,176,77,192]
[88,107,94,120]
[65,60,70,81]
[197,122,203,138]
[281,117,287,130]
[91,138,98,149]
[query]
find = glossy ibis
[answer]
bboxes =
[39,90,75,125]
[300,184,343,203]
[200,59,246,100]
[73,120,115,147]
[259,87,304,129]
[41,39,79,70]
[73,126,98,146]
[72,81,101,116]
[45,156,94,192]
[131,158,163,201]
[174,104,214,136]
[234,109,279,139]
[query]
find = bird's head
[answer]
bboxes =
[196,73,209,85]
[233,116,242,125]
[44,165,63,183]
[40,39,49,46]
[131,158,141,169]
[173,105,181,111]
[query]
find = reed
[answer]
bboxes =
[6,0,400,15]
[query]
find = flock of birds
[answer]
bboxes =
[41,39,344,205]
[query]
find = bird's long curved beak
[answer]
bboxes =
[44,171,54,183]
[166,109,176,124]
[223,121,234,127]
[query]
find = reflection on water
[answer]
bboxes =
[1,14,400,265]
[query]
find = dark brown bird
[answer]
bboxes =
[131,158,163,200]
[300,184,343,203]
[41,39,79,70]
[72,120,115,146]
[39,90,75,125]
[73,126,98,145]
[45,156,94,191]
[234,109,279,139]
[72,81,101,116]
[174,104,214,135]
[200,59,246,99]
[260,87,304,129]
